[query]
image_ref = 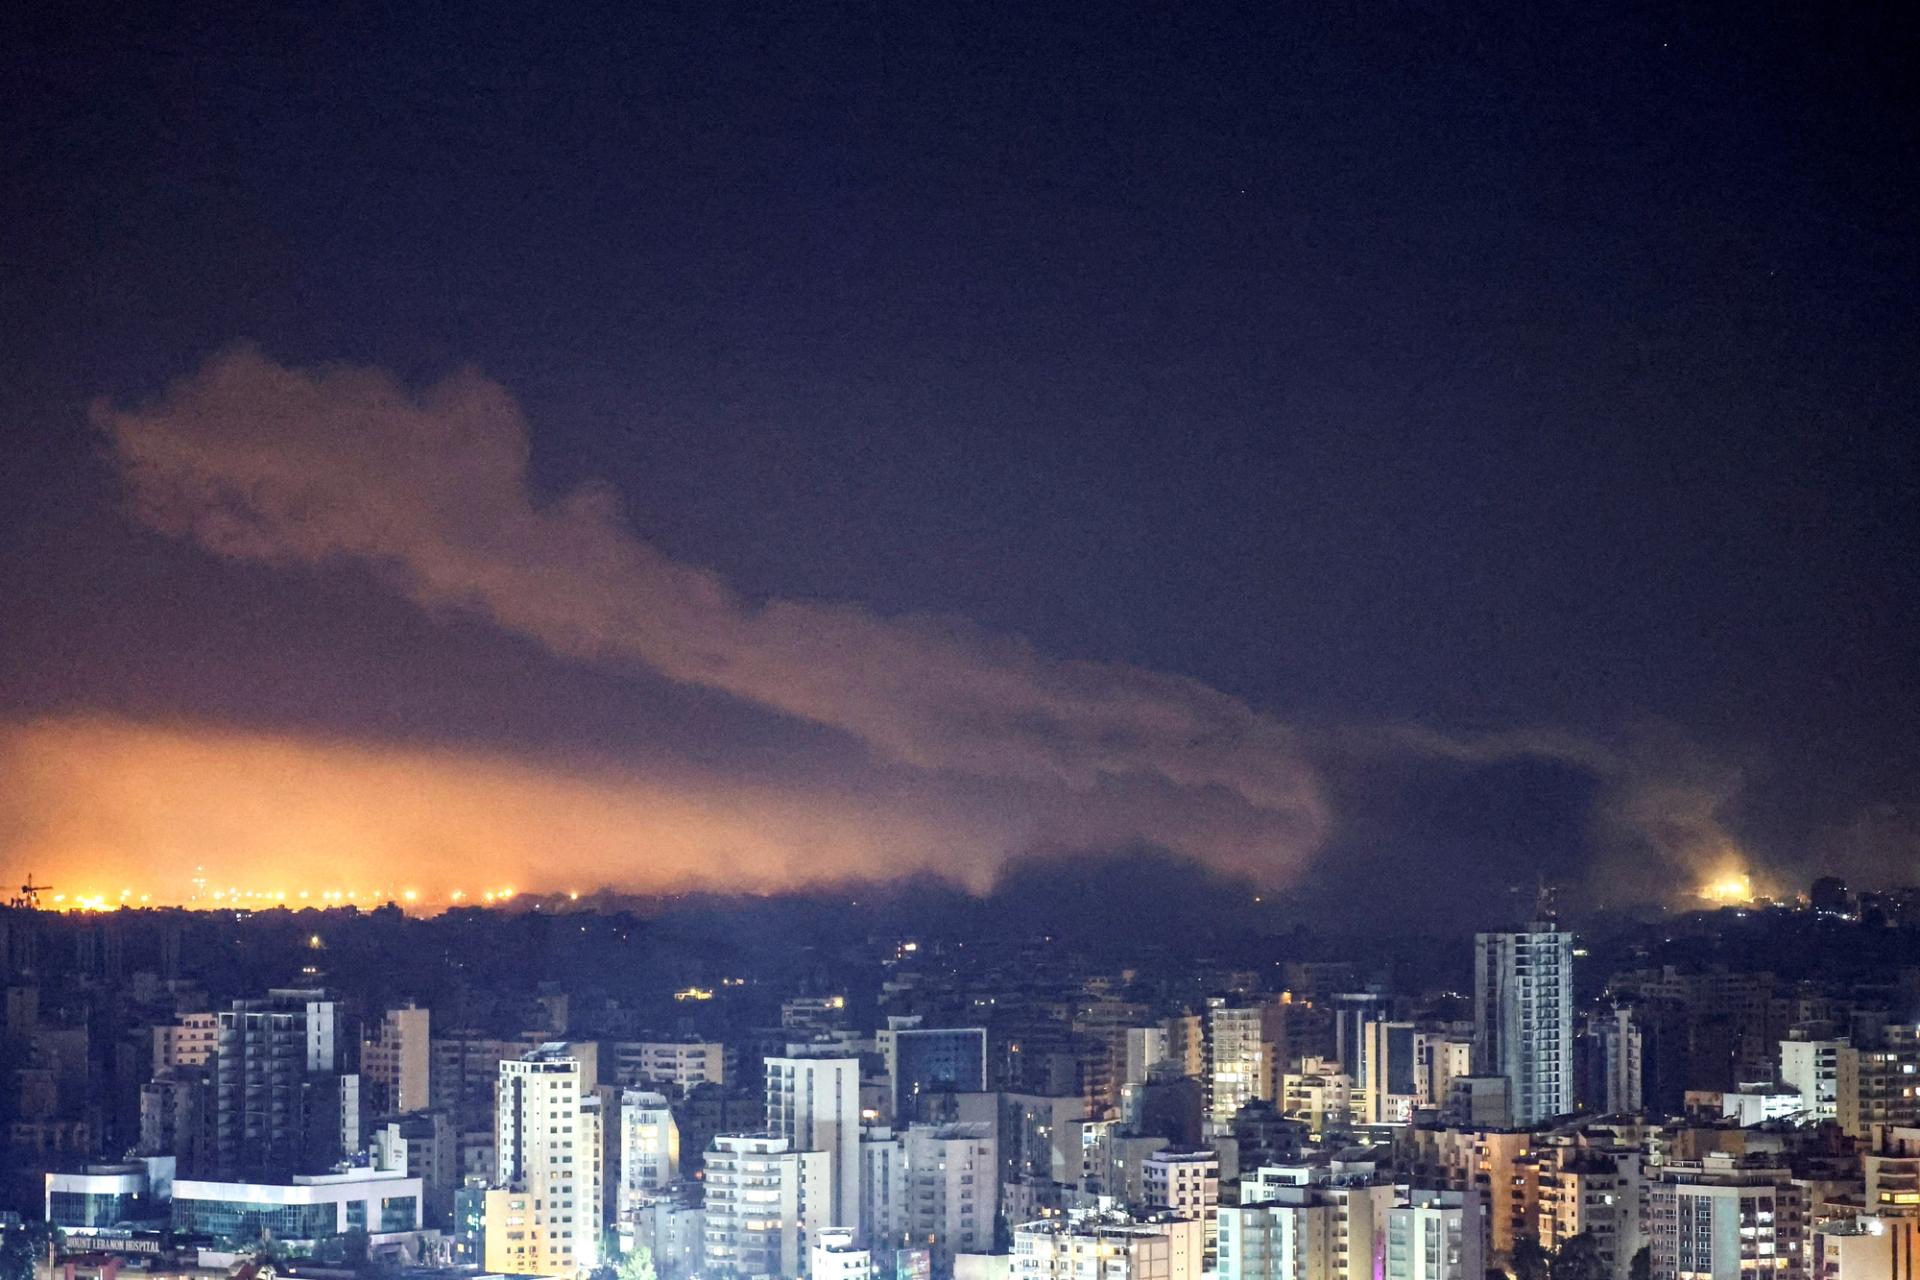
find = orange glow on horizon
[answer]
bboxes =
[0,711,1127,905]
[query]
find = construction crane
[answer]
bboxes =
[8,875,53,910]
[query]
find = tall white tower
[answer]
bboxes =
[767,1053,863,1237]
[488,1045,604,1276]
[1473,920,1574,1126]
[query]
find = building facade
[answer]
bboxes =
[1473,924,1574,1127]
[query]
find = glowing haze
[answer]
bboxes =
[67,346,1333,896]
[0,347,1757,909]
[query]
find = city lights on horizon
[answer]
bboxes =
[38,883,529,914]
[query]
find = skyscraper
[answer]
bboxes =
[879,1023,988,1124]
[1473,922,1574,1126]
[618,1088,681,1220]
[1205,999,1274,1128]
[1360,1021,1419,1125]
[209,988,359,1180]
[361,1004,431,1116]
[704,1132,830,1280]
[767,1053,863,1236]
[487,1045,604,1277]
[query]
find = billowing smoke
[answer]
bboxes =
[48,345,1770,913]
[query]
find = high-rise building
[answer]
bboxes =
[1280,1058,1353,1135]
[1218,1188,1334,1280]
[1589,1004,1643,1115]
[1838,1024,1920,1138]
[618,1088,681,1220]
[1361,1022,1419,1125]
[361,1004,431,1116]
[703,1132,830,1280]
[486,1045,604,1277]
[1536,1139,1647,1280]
[140,1067,213,1171]
[880,1024,989,1124]
[903,1121,997,1276]
[1329,994,1389,1088]
[1013,1212,1202,1280]
[1778,1033,1842,1124]
[1474,923,1574,1126]
[1207,1000,1277,1128]
[861,1125,909,1251]
[1225,1170,1397,1280]
[153,1012,219,1075]
[1864,1124,1920,1220]
[1143,1149,1220,1267]
[1813,1216,1919,1280]
[370,1109,460,1228]
[1415,1034,1472,1113]
[210,989,359,1180]
[1648,1154,1806,1280]
[767,1053,863,1236]
[1125,1027,1171,1089]
[1383,1190,1483,1280]
[609,1039,726,1091]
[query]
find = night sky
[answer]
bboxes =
[3,2,1916,918]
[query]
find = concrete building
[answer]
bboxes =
[1474,923,1574,1127]
[1329,994,1389,1090]
[1416,1034,1473,1113]
[880,1024,989,1124]
[1864,1124,1920,1220]
[209,989,359,1180]
[1143,1149,1219,1266]
[139,1069,212,1171]
[610,1039,727,1092]
[152,1013,218,1076]
[1439,1076,1511,1129]
[703,1132,830,1280]
[1813,1216,1918,1280]
[1779,1035,1842,1124]
[486,1045,604,1277]
[1226,1170,1396,1280]
[1013,1212,1202,1280]
[360,1004,431,1116]
[1361,1022,1419,1126]
[618,1089,681,1220]
[862,1126,909,1250]
[1536,1139,1646,1280]
[812,1227,875,1280]
[1720,1081,1807,1127]
[45,1163,164,1232]
[1838,1024,1920,1138]
[369,1109,459,1227]
[904,1122,997,1276]
[1590,1004,1643,1116]
[170,1166,426,1259]
[1207,1000,1277,1129]
[1384,1190,1483,1280]
[1398,1128,1537,1264]
[1279,1058,1352,1135]
[430,1029,546,1124]
[1648,1154,1806,1280]
[767,1054,864,1238]
[1218,1190,1334,1280]
[1125,1028,1171,1089]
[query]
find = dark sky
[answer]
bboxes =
[3,2,1916,915]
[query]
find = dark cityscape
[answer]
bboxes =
[4,3,1919,1280]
